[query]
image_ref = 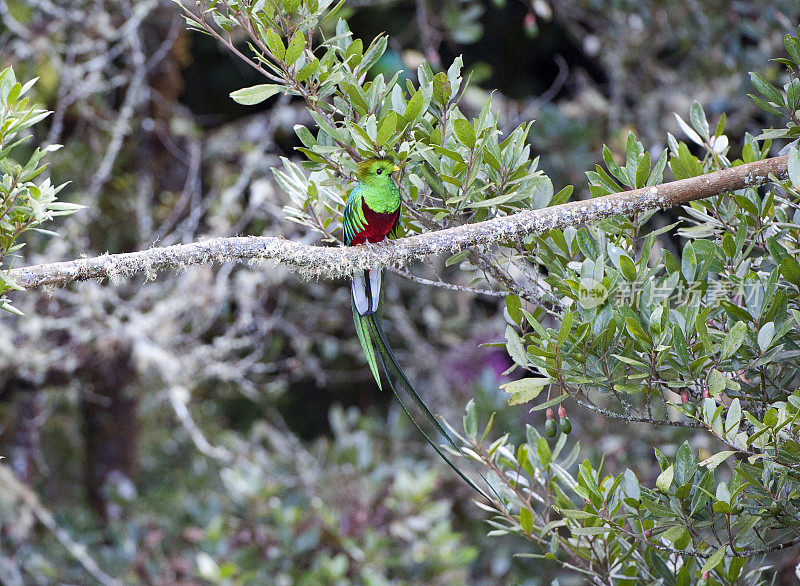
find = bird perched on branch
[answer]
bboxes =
[343,157,504,508]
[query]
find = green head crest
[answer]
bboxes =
[357,158,400,180]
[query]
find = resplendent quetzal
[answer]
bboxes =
[343,157,504,507]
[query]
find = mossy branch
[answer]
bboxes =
[9,155,788,289]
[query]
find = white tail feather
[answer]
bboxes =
[369,268,381,314]
[352,270,370,315]
[352,268,382,316]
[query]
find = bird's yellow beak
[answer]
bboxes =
[393,165,401,173]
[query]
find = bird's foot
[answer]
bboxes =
[361,239,392,251]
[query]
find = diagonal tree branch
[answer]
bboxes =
[8,155,789,290]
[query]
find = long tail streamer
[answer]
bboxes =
[352,295,507,510]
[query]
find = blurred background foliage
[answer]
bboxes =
[0,0,799,584]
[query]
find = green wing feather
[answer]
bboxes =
[343,184,367,245]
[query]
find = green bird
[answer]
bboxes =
[343,158,505,508]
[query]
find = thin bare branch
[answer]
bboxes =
[9,155,789,289]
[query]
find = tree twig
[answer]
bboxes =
[388,267,510,297]
[8,155,788,290]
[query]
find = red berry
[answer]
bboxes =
[524,13,538,37]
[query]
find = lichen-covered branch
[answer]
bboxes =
[9,155,788,289]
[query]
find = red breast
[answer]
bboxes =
[348,199,399,245]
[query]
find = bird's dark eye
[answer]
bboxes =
[376,168,382,174]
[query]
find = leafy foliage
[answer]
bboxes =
[750,25,800,144]
[493,30,800,582]
[177,0,552,254]
[1,0,800,584]
[173,1,800,580]
[0,67,79,314]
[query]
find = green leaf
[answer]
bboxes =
[721,321,747,359]
[728,557,747,583]
[757,321,775,353]
[501,378,548,405]
[749,72,785,107]
[690,101,710,138]
[529,394,567,412]
[309,110,345,141]
[506,294,522,323]
[623,468,640,500]
[295,58,319,82]
[647,149,668,186]
[675,113,703,146]
[358,35,388,75]
[445,250,470,267]
[781,256,800,285]
[674,441,697,487]
[747,94,786,117]
[575,228,596,257]
[557,311,573,347]
[707,369,726,396]
[619,255,637,281]
[265,29,285,61]
[662,525,689,545]
[701,546,727,573]
[230,84,285,105]
[376,111,397,146]
[681,242,697,282]
[453,118,476,149]
[551,185,573,205]
[1,301,24,316]
[463,399,477,439]
[211,12,235,32]
[635,151,650,188]
[404,90,424,122]
[725,399,741,436]
[344,39,364,68]
[518,507,534,534]
[785,32,800,64]
[715,112,727,137]
[700,450,736,470]
[625,317,650,344]
[433,72,451,105]
[734,193,759,216]
[283,0,301,13]
[789,146,800,188]
[558,509,597,520]
[284,30,306,66]
[655,464,674,493]
[505,325,528,367]
[671,323,690,364]
[537,437,552,468]
[690,471,713,515]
